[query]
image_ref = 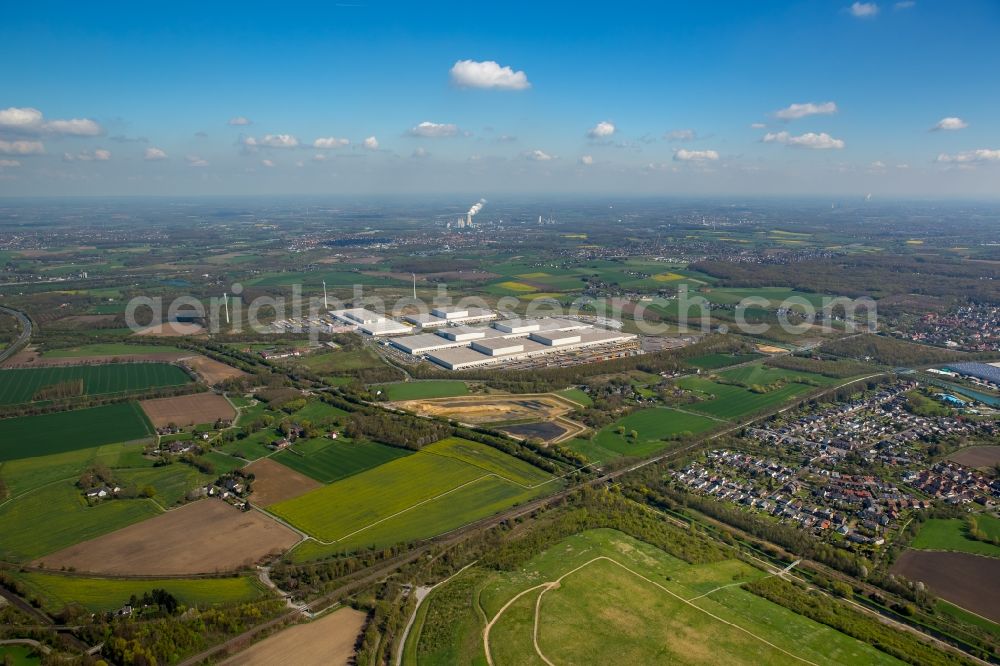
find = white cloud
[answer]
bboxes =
[362,136,379,150]
[750,122,767,129]
[664,129,695,142]
[931,116,967,131]
[144,147,168,161]
[525,149,554,161]
[0,140,44,155]
[450,59,531,90]
[935,149,1000,164]
[44,118,103,136]
[762,131,845,149]
[0,159,20,168]
[587,121,616,139]
[579,155,594,165]
[260,134,299,148]
[894,0,915,8]
[849,2,879,17]
[408,121,458,138]
[227,116,252,126]
[412,147,430,158]
[63,149,111,162]
[0,107,43,129]
[313,136,349,149]
[186,155,209,167]
[674,148,719,162]
[261,159,276,168]
[0,107,103,136]
[774,101,838,121]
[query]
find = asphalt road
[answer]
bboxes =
[0,305,31,365]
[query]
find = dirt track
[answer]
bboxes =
[246,458,322,506]
[140,393,236,427]
[220,607,366,666]
[891,550,1000,623]
[36,499,300,575]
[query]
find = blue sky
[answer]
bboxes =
[1,0,998,197]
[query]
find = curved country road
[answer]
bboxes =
[0,304,32,365]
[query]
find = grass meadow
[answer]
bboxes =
[13,571,270,613]
[377,380,470,401]
[676,364,835,420]
[568,407,719,463]
[407,529,900,666]
[911,518,1000,558]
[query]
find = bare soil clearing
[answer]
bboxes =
[393,393,580,426]
[181,355,247,384]
[948,446,1000,469]
[140,393,236,427]
[891,550,1000,622]
[220,606,366,666]
[245,458,322,506]
[36,499,299,575]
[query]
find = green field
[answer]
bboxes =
[42,343,187,358]
[288,399,350,424]
[0,363,191,404]
[676,364,834,420]
[0,402,153,462]
[569,407,718,462]
[0,441,149,496]
[0,646,40,666]
[13,571,269,613]
[378,380,469,401]
[406,529,900,666]
[272,438,556,558]
[116,464,217,507]
[0,481,161,562]
[687,353,762,370]
[911,518,1000,558]
[556,387,593,406]
[273,437,412,483]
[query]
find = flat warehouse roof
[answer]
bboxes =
[389,333,465,353]
[535,318,591,332]
[531,329,584,344]
[439,325,490,341]
[426,346,496,369]
[360,320,410,335]
[493,318,541,333]
[577,329,636,344]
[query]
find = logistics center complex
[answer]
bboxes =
[330,306,638,370]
